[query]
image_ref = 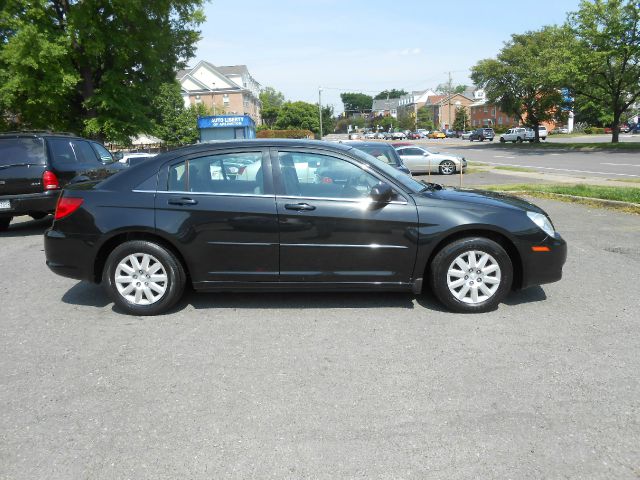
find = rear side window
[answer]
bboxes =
[168,152,264,195]
[354,145,398,165]
[48,138,79,168]
[0,137,46,166]
[71,140,100,164]
[91,142,113,163]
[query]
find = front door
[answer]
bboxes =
[273,148,419,286]
[155,148,279,287]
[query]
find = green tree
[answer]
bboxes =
[152,82,208,146]
[374,89,407,100]
[565,0,640,142]
[416,106,434,130]
[471,26,567,142]
[259,86,285,128]
[452,106,470,131]
[321,105,335,136]
[0,0,205,142]
[340,92,373,115]
[275,101,320,134]
[397,111,414,130]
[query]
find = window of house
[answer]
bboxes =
[223,94,229,105]
[483,106,488,113]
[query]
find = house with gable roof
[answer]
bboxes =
[178,61,262,124]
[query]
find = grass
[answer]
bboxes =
[492,141,640,151]
[482,184,640,214]
[493,165,536,173]
[611,178,640,184]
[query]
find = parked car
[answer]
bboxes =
[0,132,124,231]
[407,132,422,140]
[364,132,376,139]
[341,141,411,175]
[537,126,548,140]
[416,129,429,137]
[394,145,467,175]
[348,133,361,140]
[45,139,566,315]
[551,126,569,134]
[374,132,386,139]
[468,128,495,142]
[499,127,529,143]
[427,131,446,139]
[391,131,407,140]
[444,129,456,138]
[460,131,474,140]
[619,124,630,133]
[119,152,158,166]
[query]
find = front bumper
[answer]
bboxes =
[520,233,567,289]
[0,190,60,217]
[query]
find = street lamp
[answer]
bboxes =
[318,87,323,140]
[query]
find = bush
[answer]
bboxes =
[257,129,314,139]
[584,127,593,134]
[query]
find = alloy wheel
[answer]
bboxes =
[114,253,168,305]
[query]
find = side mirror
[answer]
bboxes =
[370,183,393,203]
[422,152,429,156]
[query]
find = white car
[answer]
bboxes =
[364,132,376,139]
[394,145,467,175]
[499,127,530,143]
[118,152,158,165]
[391,131,407,140]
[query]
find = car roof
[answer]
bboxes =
[0,131,86,140]
[340,141,393,149]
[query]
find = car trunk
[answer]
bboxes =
[0,137,48,195]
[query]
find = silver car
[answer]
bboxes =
[394,145,467,175]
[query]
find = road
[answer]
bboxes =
[1,199,639,479]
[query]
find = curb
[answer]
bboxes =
[493,190,640,210]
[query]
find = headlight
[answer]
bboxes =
[527,211,555,237]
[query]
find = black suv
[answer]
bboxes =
[469,128,495,142]
[0,132,123,231]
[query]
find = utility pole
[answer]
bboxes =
[447,71,452,131]
[318,87,323,140]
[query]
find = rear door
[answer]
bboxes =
[0,136,47,196]
[397,147,432,173]
[154,148,279,286]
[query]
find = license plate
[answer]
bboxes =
[0,200,10,209]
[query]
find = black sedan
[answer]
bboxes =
[45,139,567,315]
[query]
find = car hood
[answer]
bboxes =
[413,187,547,214]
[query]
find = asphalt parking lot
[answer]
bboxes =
[1,196,639,479]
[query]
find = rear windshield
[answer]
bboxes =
[0,137,47,166]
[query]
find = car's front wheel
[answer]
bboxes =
[429,237,513,313]
[439,160,456,175]
[103,240,186,315]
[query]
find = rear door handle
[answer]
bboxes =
[284,203,316,211]
[168,196,198,206]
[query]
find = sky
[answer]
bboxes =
[194,0,583,114]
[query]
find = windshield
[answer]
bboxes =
[0,137,47,166]
[349,147,425,193]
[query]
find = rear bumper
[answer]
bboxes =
[0,190,60,217]
[44,228,97,282]
[520,233,567,289]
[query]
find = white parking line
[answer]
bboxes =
[600,163,640,167]
[494,155,516,159]
[476,161,640,177]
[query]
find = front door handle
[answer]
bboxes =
[284,203,316,211]
[168,196,198,206]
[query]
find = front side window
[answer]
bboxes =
[400,148,425,156]
[168,152,263,194]
[277,152,380,199]
[91,142,114,163]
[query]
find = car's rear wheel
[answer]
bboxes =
[0,217,11,231]
[429,237,513,313]
[500,137,505,143]
[103,240,186,316]
[517,137,523,143]
[439,160,456,175]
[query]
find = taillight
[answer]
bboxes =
[54,197,84,220]
[42,170,60,190]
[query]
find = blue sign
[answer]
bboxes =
[197,115,255,129]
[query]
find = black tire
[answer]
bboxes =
[0,217,11,231]
[489,138,494,141]
[102,240,186,316]
[517,137,523,143]
[439,160,456,175]
[30,212,48,220]
[429,237,513,313]
[480,137,484,142]
[500,137,505,143]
